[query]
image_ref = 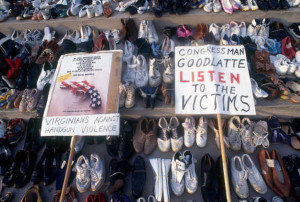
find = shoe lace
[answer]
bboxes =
[90,167,99,182]
[239,169,248,184]
[197,126,206,137]
[252,131,269,148]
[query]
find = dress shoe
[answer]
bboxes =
[14,151,36,188]
[44,147,60,186]
[132,156,146,198]
[105,136,119,157]
[144,119,157,155]
[201,154,218,202]
[133,118,147,153]
[31,148,48,184]
[24,118,36,151]
[157,117,171,152]
[216,156,228,202]
[119,120,135,160]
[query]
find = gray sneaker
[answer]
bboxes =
[252,121,269,148]
[241,117,255,154]
[170,152,185,196]
[228,116,242,151]
[76,155,91,192]
[183,150,198,194]
[242,154,267,194]
[182,117,196,148]
[90,153,105,192]
[231,155,249,199]
[169,116,183,152]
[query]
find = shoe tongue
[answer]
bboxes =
[175,158,186,171]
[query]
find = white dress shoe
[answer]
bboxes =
[169,116,183,153]
[157,117,171,153]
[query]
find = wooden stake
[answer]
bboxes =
[217,114,231,202]
[59,136,77,202]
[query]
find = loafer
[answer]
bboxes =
[44,147,60,186]
[132,156,146,198]
[31,148,48,185]
[201,154,218,202]
[14,151,36,188]
[216,156,228,202]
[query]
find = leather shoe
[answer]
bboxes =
[132,156,146,198]
[216,156,228,202]
[119,120,135,160]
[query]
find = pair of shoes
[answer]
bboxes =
[231,154,267,199]
[24,118,44,152]
[182,117,207,148]
[76,154,105,192]
[271,54,297,75]
[133,118,157,155]
[5,89,21,109]
[247,18,270,40]
[85,193,105,202]
[228,116,255,153]
[132,156,146,198]
[170,151,198,196]
[138,20,159,44]
[239,0,259,10]
[119,81,136,108]
[157,116,183,152]
[31,147,61,186]
[203,0,222,12]
[282,154,300,197]
[258,149,291,197]
[148,0,163,17]
[149,158,171,202]
[194,24,209,40]
[4,119,25,145]
[19,88,41,112]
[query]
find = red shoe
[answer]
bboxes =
[281,36,296,60]
[95,193,106,202]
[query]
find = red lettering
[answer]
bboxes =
[218,72,225,83]
[230,73,240,84]
[180,71,189,83]
[208,70,215,82]
[197,71,204,82]
[192,71,194,82]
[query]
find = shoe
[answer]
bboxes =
[157,117,171,152]
[105,136,119,157]
[14,151,36,188]
[26,88,41,111]
[119,120,134,160]
[76,155,91,192]
[21,185,42,202]
[216,156,228,202]
[123,40,134,63]
[44,147,60,186]
[162,56,175,84]
[228,116,241,151]
[241,117,255,154]
[0,119,6,138]
[268,116,291,144]
[213,0,222,11]
[132,156,146,198]
[252,121,269,148]
[201,154,218,202]
[5,119,25,145]
[251,78,268,98]
[231,156,249,199]
[289,23,300,39]
[242,154,267,194]
[230,21,240,37]
[169,116,183,153]
[161,36,174,57]
[144,119,158,155]
[170,152,185,196]
[90,153,105,192]
[135,55,148,88]
[182,117,196,148]
[209,23,221,41]
[196,117,207,148]
[249,0,259,10]
[133,118,147,153]
[85,194,95,202]
[240,0,250,10]
[221,0,233,14]
[184,150,198,194]
[0,192,13,202]
[0,10,9,22]
[148,58,162,87]
[87,5,95,18]
[36,84,50,118]
[79,5,88,17]
[204,0,213,12]
[147,20,159,44]
[31,148,48,185]
[94,193,105,202]
[125,82,136,108]
[208,119,230,149]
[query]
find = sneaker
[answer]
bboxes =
[147,20,159,44]
[79,5,88,17]
[204,0,214,12]
[76,155,91,193]
[239,22,247,37]
[157,117,171,152]
[135,55,148,88]
[87,5,95,18]
[148,58,162,87]
[123,56,137,83]
[169,116,183,153]
[119,83,126,108]
[230,21,240,37]
[111,29,120,44]
[240,0,250,10]
[170,152,185,196]
[27,88,42,111]
[209,23,221,41]
[249,0,259,10]
[231,156,249,199]
[137,0,149,14]
[5,119,25,145]
[138,20,148,40]
[183,150,198,194]
[241,117,255,154]
[90,153,105,192]
[220,34,230,45]
[162,56,175,84]
[123,40,134,63]
[196,117,207,148]
[220,24,231,39]
[242,154,267,194]
[220,0,233,14]
[93,0,103,16]
[182,117,196,148]
[289,23,300,39]
[247,24,257,39]
[228,116,242,151]
[125,82,136,108]
[161,36,175,57]
[213,0,222,11]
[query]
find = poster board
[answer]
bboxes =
[175,45,256,115]
[41,51,122,136]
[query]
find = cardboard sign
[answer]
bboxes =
[175,45,256,115]
[41,51,122,136]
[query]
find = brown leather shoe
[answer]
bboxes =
[202,24,209,38]
[144,119,157,155]
[258,149,284,197]
[194,24,203,40]
[133,118,147,153]
[271,149,291,197]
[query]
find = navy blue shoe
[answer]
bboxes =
[56,150,76,190]
[268,0,279,9]
[256,0,269,10]
[268,116,291,144]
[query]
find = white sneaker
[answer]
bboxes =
[148,58,162,87]
[170,152,185,196]
[239,22,247,37]
[138,0,149,14]
[241,117,255,154]
[182,117,196,148]
[196,117,207,148]
[93,0,103,16]
[209,23,221,41]
[274,58,289,75]
[203,0,213,12]
[161,36,175,57]
[138,20,148,39]
[183,150,198,194]
[90,153,105,192]
[240,0,250,10]
[76,155,91,193]
[162,56,175,84]
[135,55,148,88]
[115,0,137,12]
[220,24,231,40]
[247,24,257,39]
[79,5,88,17]
[42,27,52,42]
[87,5,95,18]
[230,21,240,37]
[213,0,222,12]
[242,154,267,194]
[123,40,134,63]
[231,156,249,199]
[123,55,137,83]
[125,82,136,108]
[36,64,55,91]
[228,116,241,151]
[70,3,83,16]
[147,20,159,44]
[170,116,183,153]
[248,0,258,10]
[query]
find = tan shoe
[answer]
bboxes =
[133,118,148,153]
[14,90,24,108]
[19,89,31,112]
[144,119,157,155]
[27,88,41,111]
[6,89,21,109]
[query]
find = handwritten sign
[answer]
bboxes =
[175,45,256,115]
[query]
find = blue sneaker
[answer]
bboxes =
[265,39,277,55]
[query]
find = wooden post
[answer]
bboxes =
[217,114,231,202]
[59,136,77,202]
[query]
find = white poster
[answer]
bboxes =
[175,45,256,115]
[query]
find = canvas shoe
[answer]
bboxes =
[37,63,55,91]
[228,116,241,151]
[183,150,198,194]
[182,117,196,148]
[242,154,267,194]
[170,116,183,153]
[93,0,103,16]
[239,22,247,37]
[240,0,250,10]
[213,0,222,11]
[148,58,162,87]
[90,153,105,192]
[170,152,185,196]
[204,0,213,12]
[209,23,221,41]
[196,117,207,148]
[220,24,231,40]
[123,40,134,63]
[230,21,240,37]
[231,156,249,199]
[162,56,175,84]
[76,155,91,193]
[147,20,159,44]
[87,5,95,18]
[241,117,255,154]
[135,55,148,88]
[125,82,136,109]
[220,0,233,14]
[157,117,171,152]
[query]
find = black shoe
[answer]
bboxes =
[24,118,36,151]
[3,150,26,187]
[16,43,31,63]
[14,151,36,188]
[279,0,290,9]
[14,66,27,90]
[106,136,120,157]
[282,155,300,188]
[268,0,279,9]
[0,144,13,176]
[132,156,146,198]
[216,156,229,202]
[54,136,70,154]
[26,62,41,89]
[289,23,300,39]
[31,148,48,185]
[201,154,218,202]
[44,147,61,186]
[119,120,135,160]
[0,192,13,202]
[0,32,22,58]
[32,118,45,152]
[5,119,25,145]
[36,83,50,118]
